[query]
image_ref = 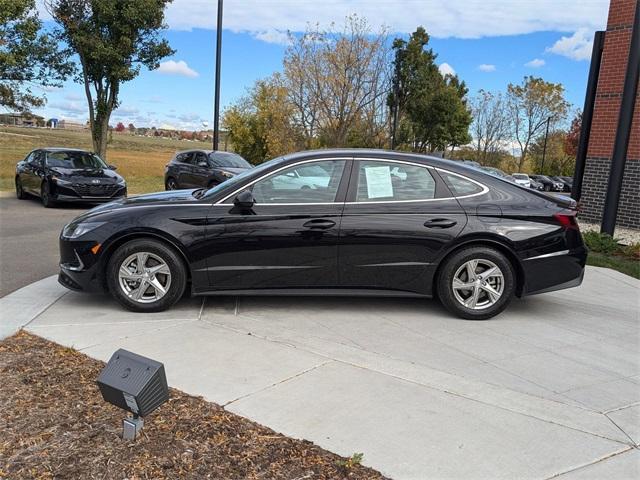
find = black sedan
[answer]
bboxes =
[16,148,126,207]
[58,149,586,320]
[530,175,564,192]
[164,149,251,190]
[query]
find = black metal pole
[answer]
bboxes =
[212,0,223,151]
[601,3,640,235]
[572,31,605,201]
[540,116,551,174]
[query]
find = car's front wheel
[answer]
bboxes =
[107,239,187,312]
[41,182,55,208]
[437,246,515,320]
[165,177,178,190]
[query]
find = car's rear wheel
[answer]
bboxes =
[437,246,515,320]
[41,182,55,208]
[15,177,26,199]
[165,177,178,190]
[107,239,187,312]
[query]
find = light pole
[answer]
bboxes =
[212,0,223,151]
[540,116,552,174]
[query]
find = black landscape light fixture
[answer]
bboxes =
[97,349,169,440]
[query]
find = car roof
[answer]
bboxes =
[37,147,92,153]
[282,148,482,176]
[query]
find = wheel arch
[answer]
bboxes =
[100,230,193,291]
[433,236,525,297]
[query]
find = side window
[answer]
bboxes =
[194,152,208,166]
[24,151,35,163]
[440,171,484,197]
[252,160,346,204]
[356,161,436,202]
[175,152,191,163]
[30,151,44,167]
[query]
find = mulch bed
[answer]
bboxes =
[0,332,388,480]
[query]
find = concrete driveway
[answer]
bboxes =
[1,266,638,479]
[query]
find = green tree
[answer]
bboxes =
[529,130,575,176]
[507,76,569,171]
[0,0,72,111]
[46,0,174,160]
[223,75,304,164]
[388,27,471,154]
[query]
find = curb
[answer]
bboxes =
[0,275,67,340]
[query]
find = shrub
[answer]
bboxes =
[583,231,620,255]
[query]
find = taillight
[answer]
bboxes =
[553,213,579,230]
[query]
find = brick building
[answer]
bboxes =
[579,0,639,230]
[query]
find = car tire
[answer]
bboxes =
[165,177,178,190]
[15,177,26,199]
[437,246,515,320]
[41,182,55,208]
[107,239,187,313]
[544,185,551,192]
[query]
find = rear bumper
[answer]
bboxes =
[520,245,587,296]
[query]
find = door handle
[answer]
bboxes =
[424,218,457,228]
[303,219,336,230]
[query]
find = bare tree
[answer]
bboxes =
[469,90,509,166]
[283,16,391,148]
[507,76,569,172]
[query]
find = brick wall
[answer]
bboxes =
[581,0,639,230]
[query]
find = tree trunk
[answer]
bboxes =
[93,112,110,160]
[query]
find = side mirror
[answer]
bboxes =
[108,164,117,170]
[233,190,255,209]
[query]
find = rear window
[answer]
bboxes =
[440,171,484,197]
[209,152,250,168]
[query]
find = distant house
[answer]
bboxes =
[57,119,86,130]
[0,112,45,127]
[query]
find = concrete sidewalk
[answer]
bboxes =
[1,266,638,479]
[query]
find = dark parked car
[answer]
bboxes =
[530,174,564,192]
[550,176,572,192]
[164,150,251,190]
[16,148,126,207]
[59,149,586,320]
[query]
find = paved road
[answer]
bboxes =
[0,195,88,297]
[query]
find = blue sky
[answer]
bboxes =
[34,0,610,130]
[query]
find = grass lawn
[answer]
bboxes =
[0,331,386,480]
[587,251,640,279]
[0,126,213,195]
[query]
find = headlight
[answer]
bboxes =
[62,221,106,239]
[52,176,72,185]
[117,177,126,185]
[220,171,233,178]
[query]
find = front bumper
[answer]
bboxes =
[58,237,107,293]
[52,182,126,203]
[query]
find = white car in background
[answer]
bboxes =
[512,173,532,188]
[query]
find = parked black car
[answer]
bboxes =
[16,148,126,207]
[164,150,251,190]
[59,149,586,320]
[551,176,572,192]
[529,174,564,192]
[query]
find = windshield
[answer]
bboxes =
[209,152,251,168]
[201,157,284,199]
[512,174,528,180]
[46,151,107,169]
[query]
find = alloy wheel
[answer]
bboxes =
[451,259,504,310]
[167,178,177,190]
[118,252,172,303]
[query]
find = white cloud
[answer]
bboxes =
[525,58,545,68]
[64,92,83,101]
[164,0,608,40]
[50,101,87,114]
[478,64,496,72]
[253,28,291,45]
[115,105,140,115]
[546,28,593,61]
[157,60,199,77]
[439,62,455,76]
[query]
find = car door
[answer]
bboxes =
[338,158,467,295]
[191,151,212,188]
[202,158,351,291]
[25,150,45,194]
[17,151,36,193]
[176,151,195,187]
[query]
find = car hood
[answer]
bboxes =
[51,167,123,183]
